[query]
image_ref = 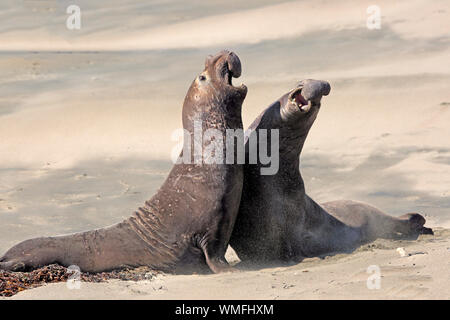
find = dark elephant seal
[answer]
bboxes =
[0,50,247,274]
[230,79,432,262]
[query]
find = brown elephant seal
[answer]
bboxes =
[0,50,247,274]
[230,79,432,262]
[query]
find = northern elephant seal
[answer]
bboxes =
[0,50,247,273]
[230,79,432,262]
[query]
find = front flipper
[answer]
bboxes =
[203,254,237,273]
[196,235,237,273]
[420,227,434,235]
[397,213,434,237]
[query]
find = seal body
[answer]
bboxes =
[230,79,432,262]
[0,50,248,273]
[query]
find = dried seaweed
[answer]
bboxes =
[0,264,159,297]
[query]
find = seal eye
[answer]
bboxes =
[199,75,206,81]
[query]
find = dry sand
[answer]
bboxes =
[4,229,449,300]
[0,0,449,299]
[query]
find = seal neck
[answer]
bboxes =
[179,87,244,166]
[182,90,244,133]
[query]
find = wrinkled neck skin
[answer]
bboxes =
[129,72,246,273]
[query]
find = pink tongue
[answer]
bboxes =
[295,93,308,106]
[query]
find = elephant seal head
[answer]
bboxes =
[182,50,247,132]
[279,79,331,131]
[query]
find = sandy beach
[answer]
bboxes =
[4,229,449,300]
[0,0,449,299]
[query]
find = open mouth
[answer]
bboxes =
[220,60,246,93]
[224,67,233,86]
[289,87,312,112]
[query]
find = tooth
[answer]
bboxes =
[301,101,312,112]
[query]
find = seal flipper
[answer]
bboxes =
[420,226,434,235]
[396,213,433,237]
[195,234,235,273]
[0,237,65,271]
[203,253,235,273]
[0,260,26,272]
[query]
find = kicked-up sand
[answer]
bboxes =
[0,0,449,299]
